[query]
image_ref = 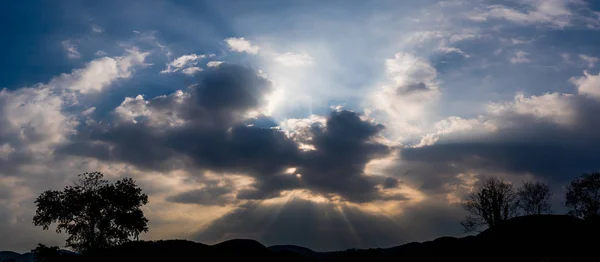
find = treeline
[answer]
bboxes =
[460,172,600,232]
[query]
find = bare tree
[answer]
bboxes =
[516,181,552,215]
[461,177,518,232]
[565,172,600,220]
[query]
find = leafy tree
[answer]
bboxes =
[461,177,518,232]
[31,244,61,262]
[33,172,149,253]
[565,172,600,220]
[516,181,552,215]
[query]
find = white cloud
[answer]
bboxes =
[510,50,531,64]
[0,48,150,166]
[437,47,470,58]
[0,87,74,155]
[91,25,103,33]
[52,48,149,94]
[279,115,327,147]
[579,55,599,68]
[61,40,81,59]
[416,91,578,147]
[181,67,203,75]
[161,54,206,74]
[448,32,478,43]
[488,92,576,125]
[81,107,96,116]
[225,37,260,54]
[206,61,224,67]
[469,0,577,28]
[503,38,533,45]
[415,116,495,147]
[571,71,600,99]
[95,50,107,56]
[273,52,314,67]
[0,144,15,160]
[115,95,151,124]
[385,53,438,87]
[115,91,189,127]
[0,48,150,159]
[369,53,440,141]
[156,42,173,59]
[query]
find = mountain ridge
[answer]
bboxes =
[2,215,598,262]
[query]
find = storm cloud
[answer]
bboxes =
[401,85,600,193]
[60,64,395,204]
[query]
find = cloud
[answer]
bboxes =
[168,184,235,206]
[437,47,470,58]
[385,53,438,92]
[0,48,150,176]
[224,37,260,54]
[206,61,224,67]
[61,40,81,59]
[182,67,203,75]
[571,71,600,99]
[0,88,73,173]
[510,50,531,64]
[161,54,206,74]
[60,63,398,203]
[242,110,392,203]
[400,70,600,192]
[368,52,440,140]
[91,25,104,33]
[53,48,148,94]
[273,52,314,67]
[468,0,579,28]
[579,55,599,68]
[487,92,575,125]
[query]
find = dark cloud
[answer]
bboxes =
[60,64,393,203]
[401,95,600,192]
[168,185,234,206]
[383,177,400,189]
[193,198,464,251]
[297,110,390,202]
[240,110,392,202]
[396,82,430,94]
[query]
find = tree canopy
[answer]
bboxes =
[565,172,600,220]
[33,172,149,252]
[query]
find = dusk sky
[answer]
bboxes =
[2,0,600,252]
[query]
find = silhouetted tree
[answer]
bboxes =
[516,181,552,215]
[461,177,518,232]
[33,172,149,253]
[565,172,600,220]
[31,244,61,262]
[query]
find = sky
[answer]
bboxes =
[1,0,600,253]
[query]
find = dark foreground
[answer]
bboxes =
[3,215,599,262]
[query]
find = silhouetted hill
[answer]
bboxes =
[5,215,599,262]
[212,239,272,257]
[325,215,598,262]
[0,251,22,261]
[0,251,34,262]
[269,245,322,259]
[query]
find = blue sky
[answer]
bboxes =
[1,0,600,252]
